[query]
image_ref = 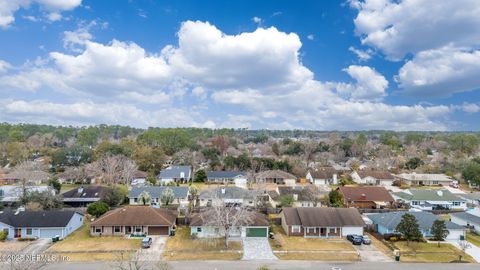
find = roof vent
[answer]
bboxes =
[361,193,366,200]
[77,187,84,194]
[437,190,443,197]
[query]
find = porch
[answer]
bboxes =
[303,227,341,238]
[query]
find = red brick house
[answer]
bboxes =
[337,186,395,209]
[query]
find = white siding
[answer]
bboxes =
[341,226,363,236]
[446,229,465,241]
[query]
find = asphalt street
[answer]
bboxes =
[37,260,479,270]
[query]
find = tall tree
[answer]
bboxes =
[430,220,449,247]
[160,188,175,206]
[11,161,49,204]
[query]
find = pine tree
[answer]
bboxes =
[396,213,423,246]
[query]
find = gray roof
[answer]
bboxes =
[458,193,480,201]
[368,211,464,231]
[282,207,365,227]
[129,186,189,199]
[394,189,465,202]
[451,212,480,225]
[158,166,191,179]
[62,186,111,202]
[0,210,82,228]
[199,187,255,200]
[207,171,246,179]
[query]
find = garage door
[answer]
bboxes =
[148,226,169,235]
[246,228,267,237]
[39,229,61,238]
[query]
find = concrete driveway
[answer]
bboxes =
[136,236,167,261]
[242,237,277,260]
[354,243,392,262]
[20,238,52,254]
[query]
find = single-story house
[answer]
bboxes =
[280,207,365,238]
[90,206,177,236]
[395,173,454,186]
[189,212,269,238]
[0,185,54,205]
[368,211,466,241]
[129,186,189,208]
[451,212,480,234]
[0,209,84,240]
[351,170,394,186]
[62,186,112,207]
[393,189,467,210]
[158,166,192,184]
[457,193,480,206]
[337,186,395,209]
[255,170,297,185]
[206,171,248,188]
[306,166,338,185]
[199,186,257,207]
[131,170,149,186]
[268,186,327,208]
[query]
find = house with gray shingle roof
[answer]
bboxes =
[199,186,258,207]
[451,212,480,234]
[158,166,192,184]
[206,171,247,185]
[368,211,466,241]
[129,186,189,207]
[0,209,84,240]
[393,189,467,210]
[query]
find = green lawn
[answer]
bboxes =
[393,241,475,263]
[466,232,480,247]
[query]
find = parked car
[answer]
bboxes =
[347,234,363,245]
[361,235,371,245]
[141,237,152,248]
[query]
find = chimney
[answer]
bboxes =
[360,194,366,200]
[333,174,338,184]
[437,190,443,197]
[77,187,84,194]
[221,188,226,194]
[293,194,298,201]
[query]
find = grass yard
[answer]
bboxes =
[49,221,141,253]
[393,241,475,263]
[163,226,242,260]
[275,252,359,261]
[59,251,136,262]
[466,232,480,247]
[0,241,30,252]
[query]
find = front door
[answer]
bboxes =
[14,228,21,238]
[126,226,132,234]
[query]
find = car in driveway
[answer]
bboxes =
[141,237,152,248]
[361,235,371,245]
[347,234,363,245]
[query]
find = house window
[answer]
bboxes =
[95,227,102,233]
[329,228,336,233]
[432,181,439,185]
[307,227,315,233]
[2,228,8,236]
[135,226,143,233]
[248,201,253,204]
[114,226,121,233]
[453,202,461,206]
[196,227,202,233]
[134,198,138,203]
[412,201,419,205]
[26,228,32,235]
[291,226,301,233]
[214,228,219,234]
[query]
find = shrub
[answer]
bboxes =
[18,237,37,241]
[0,231,8,241]
[87,201,110,218]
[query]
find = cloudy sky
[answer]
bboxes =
[0,0,479,131]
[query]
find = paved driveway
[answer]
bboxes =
[354,243,392,262]
[242,237,277,260]
[448,240,480,263]
[20,238,52,254]
[137,236,167,261]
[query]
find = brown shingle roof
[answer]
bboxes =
[357,170,394,180]
[309,167,337,179]
[255,170,297,180]
[91,206,177,226]
[338,186,394,202]
[282,207,365,227]
[189,212,269,227]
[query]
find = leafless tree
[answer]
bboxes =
[301,185,323,207]
[303,140,318,167]
[200,199,256,248]
[11,160,49,204]
[60,166,89,184]
[90,154,137,185]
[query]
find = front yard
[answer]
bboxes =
[466,232,480,247]
[0,241,30,252]
[162,226,242,260]
[269,224,359,261]
[393,241,475,263]
[47,221,141,261]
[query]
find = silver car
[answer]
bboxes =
[141,237,152,248]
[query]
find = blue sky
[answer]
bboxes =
[0,0,479,130]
